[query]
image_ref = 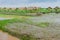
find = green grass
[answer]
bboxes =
[0,17,30,30]
[27,22,49,28]
[20,34,36,40]
[35,22,49,27]
[0,14,50,40]
[0,7,60,16]
[0,19,17,30]
[0,18,36,40]
[0,14,49,31]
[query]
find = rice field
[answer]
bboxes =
[0,13,60,40]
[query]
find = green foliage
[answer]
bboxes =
[26,21,49,28]
[0,7,60,16]
[35,22,49,27]
[20,35,33,40]
[0,19,18,30]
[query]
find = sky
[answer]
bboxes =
[0,0,59,8]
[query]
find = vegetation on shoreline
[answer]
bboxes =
[0,7,59,40]
[0,18,49,40]
[0,7,60,16]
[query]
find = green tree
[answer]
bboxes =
[54,6,60,13]
[47,7,52,13]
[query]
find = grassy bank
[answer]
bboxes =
[0,7,60,16]
[0,14,50,40]
[0,15,49,30]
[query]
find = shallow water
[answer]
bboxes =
[29,13,60,23]
[0,17,12,20]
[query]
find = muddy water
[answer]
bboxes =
[0,30,19,40]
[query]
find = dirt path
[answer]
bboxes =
[0,17,19,40]
[0,30,19,40]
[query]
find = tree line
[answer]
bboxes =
[0,6,60,15]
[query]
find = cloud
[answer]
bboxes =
[0,0,59,7]
[28,0,57,3]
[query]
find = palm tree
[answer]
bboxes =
[24,7,27,10]
[15,8,19,11]
[31,7,37,13]
[3,7,6,11]
[47,7,52,13]
[3,7,6,9]
[54,6,60,13]
[24,7,27,13]
[0,8,2,12]
[7,8,12,12]
[36,7,43,16]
